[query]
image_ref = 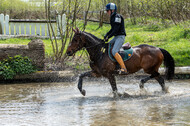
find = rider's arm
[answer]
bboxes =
[106,15,121,39]
[107,23,120,39]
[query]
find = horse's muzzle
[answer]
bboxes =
[66,51,73,56]
[67,51,73,56]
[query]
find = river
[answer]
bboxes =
[0,79,190,126]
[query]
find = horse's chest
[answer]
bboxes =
[90,62,101,73]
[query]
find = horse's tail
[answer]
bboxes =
[159,48,175,80]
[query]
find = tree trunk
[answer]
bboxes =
[83,0,91,31]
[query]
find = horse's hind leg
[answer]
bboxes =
[140,76,151,89]
[155,76,167,93]
[139,72,160,89]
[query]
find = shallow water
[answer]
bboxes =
[0,79,190,126]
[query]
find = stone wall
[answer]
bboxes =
[0,39,45,70]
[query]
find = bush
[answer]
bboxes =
[0,55,37,79]
[183,29,190,39]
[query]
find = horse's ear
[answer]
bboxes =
[72,27,77,33]
[76,27,79,33]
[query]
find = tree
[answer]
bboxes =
[83,0,91,30]
[45,0,81,62]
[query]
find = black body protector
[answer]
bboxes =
[105,12,126,39]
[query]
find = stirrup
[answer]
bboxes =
[118,68,128,75]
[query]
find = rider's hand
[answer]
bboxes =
[104,35,108,42]
[103,43,108,48]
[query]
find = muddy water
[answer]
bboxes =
[0,79,190,126]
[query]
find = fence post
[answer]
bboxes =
[57,15,61,36]
[5,15,9,35]
[21,23,25,34]
[31,23,35,35]
[56,14,66,36]
[26,23,30,35]
[41,24,45,36]
[62,14,66,34]
[36,20,40,36]
[15,23,20,35]
[10,23,14,35]
[0,14,4,35]
[46,24,49,36]
[36,23,40,36]
[83,11,86,24]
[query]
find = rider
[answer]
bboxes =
[104,3,127,74]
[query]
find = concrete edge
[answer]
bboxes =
[0,67,190,84]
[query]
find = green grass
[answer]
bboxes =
[0,19,189,67]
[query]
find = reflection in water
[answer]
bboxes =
[0,80,190,125]
[147,105,175,122]
[89,101,143,126]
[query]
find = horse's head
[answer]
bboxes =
[66,28,85,56]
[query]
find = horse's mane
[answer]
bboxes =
[82,31,105,61]
[83,31,104,44]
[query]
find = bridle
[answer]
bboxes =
[74,31,105,50]
[71,31,106,61]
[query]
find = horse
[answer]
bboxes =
[66,28,175,97]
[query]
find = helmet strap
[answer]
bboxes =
[111,10,115,15]
[111,10,113,14]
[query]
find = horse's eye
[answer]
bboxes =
[74,39,78,43]
[72,39,76,43]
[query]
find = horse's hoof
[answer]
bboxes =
[122,92,130,98]
[113,91,120,98]
[163,86,169,94]
[81,90,86,96]
[139,83,144,89]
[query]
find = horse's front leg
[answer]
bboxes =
[78,71,92,96]
[107,74,120,98]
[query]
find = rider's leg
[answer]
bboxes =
[112,35,127,73]
[114,53,127,73]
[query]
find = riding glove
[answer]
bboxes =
[104,35,109,42]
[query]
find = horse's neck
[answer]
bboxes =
[86,47,102,62]
[84,34,102,62]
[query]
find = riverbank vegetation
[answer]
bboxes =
[0,55,37,79]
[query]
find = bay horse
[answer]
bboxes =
[66,28,175,97]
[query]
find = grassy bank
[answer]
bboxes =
[0,20,189,67]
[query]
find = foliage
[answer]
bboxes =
[0,0,45,19]
[0,55,37,79]
[143,24,161,32]
[183,29,190,39]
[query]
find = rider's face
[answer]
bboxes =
[106,10,112,16]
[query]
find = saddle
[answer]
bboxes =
[108,42,133,62]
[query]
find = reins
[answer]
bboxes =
[78,32,106,62]
[75,32,104,51]
[85,42,104,49]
